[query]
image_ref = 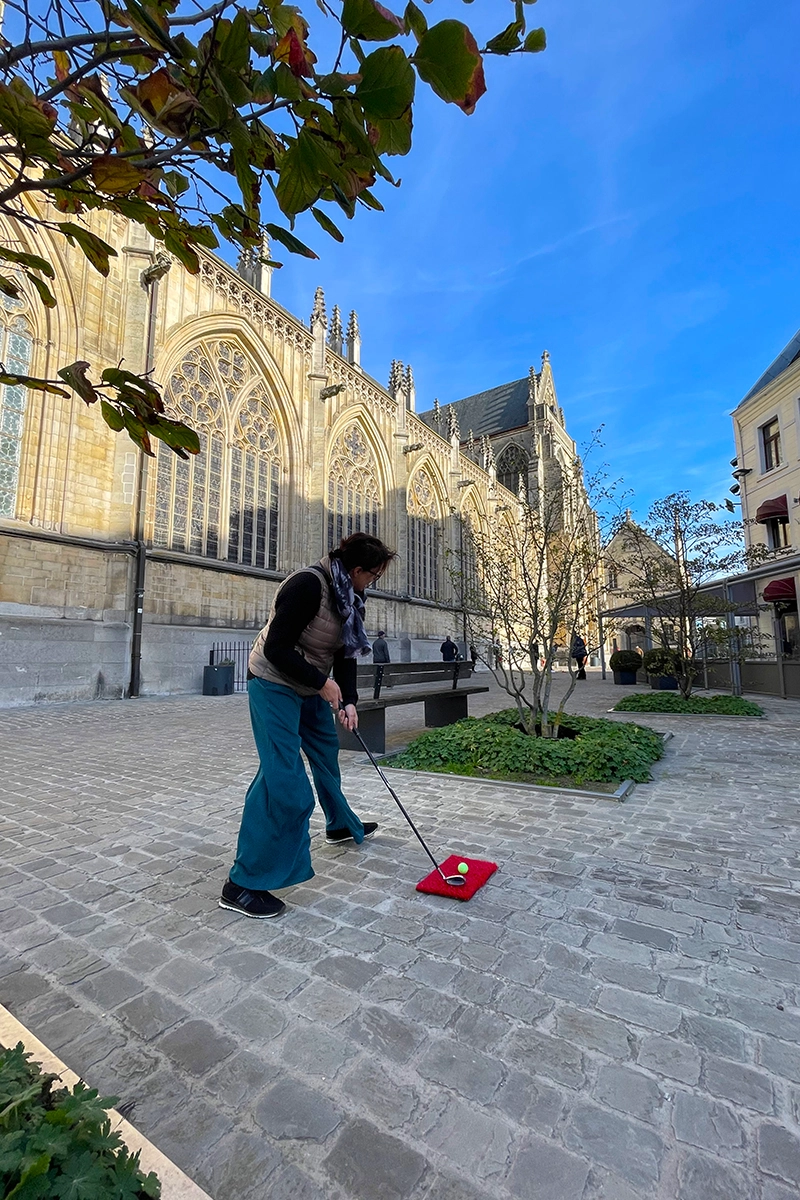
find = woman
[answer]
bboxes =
[220,532,397,919]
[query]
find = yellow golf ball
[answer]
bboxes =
[457,862,469,875]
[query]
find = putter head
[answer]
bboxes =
[440,874,466,886]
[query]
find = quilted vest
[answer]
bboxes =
[249,556,343,696]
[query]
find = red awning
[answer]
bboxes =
[763,577,797,602]
[755,494,788,523]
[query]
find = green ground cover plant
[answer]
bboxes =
[0,1042,160,1200]
[387,709,664,785]
[613,692,764,716]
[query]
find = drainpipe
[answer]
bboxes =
[598,610,607,679]
[129,253,171,698]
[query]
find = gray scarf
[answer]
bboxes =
[329,557,371,658]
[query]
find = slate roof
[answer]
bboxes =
[418,377,530,439]
[740,328,800,405]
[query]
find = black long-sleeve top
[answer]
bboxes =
[263,571,358,706]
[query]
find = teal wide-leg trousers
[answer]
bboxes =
[229,677,365,891]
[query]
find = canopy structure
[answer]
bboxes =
[755,495,788,523]
[763,577,797,603]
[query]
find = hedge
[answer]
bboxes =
[613,692,764,716]
[388,709,664,784]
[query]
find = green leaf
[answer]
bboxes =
[0,81,57,159]
[370,109,412,155]
[265,223,319,259]
[357,189,385,211]
[163,230,200,273]
[523,26,546,51]
[163,170,190,198]
[121,407,154,456]
[5,1151,51,1200]
[57,361,100,405]
[0,274,21,299]
[149,414,201,455]
[272,62,304,101]
[0,373,70,397]
[404,1,427,41]
[311,206,345,242]
[100,400,125,431]
[412,20,487,114]
[276,128,334,216]
[342,0,404,41]
[485,20,523,55]
[356,45,415,121]
[27,273,57,309]
[0,246,55,278]
[58,224,117,275]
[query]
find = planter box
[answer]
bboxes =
[613,670,638,685]
[203,663,234,696]
[649,674,679,690]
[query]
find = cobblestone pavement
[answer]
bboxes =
[2,674,800,1200]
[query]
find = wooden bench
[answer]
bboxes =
[337,660,489,754]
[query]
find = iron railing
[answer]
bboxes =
[210,641,252,692]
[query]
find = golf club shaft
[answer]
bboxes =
[348,722,449,880]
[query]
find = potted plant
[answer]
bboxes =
[642,647,681,690]
[609,649,642,685]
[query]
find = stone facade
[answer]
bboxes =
[1,201,553,705]
[731,330,800,657]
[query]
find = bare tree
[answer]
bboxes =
[455,441,617,737]
[606,492,750,698]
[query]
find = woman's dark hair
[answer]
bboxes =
[331,532,397,572]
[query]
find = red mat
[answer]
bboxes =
[416,855,498,901]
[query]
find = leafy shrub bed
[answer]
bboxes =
[0,1042,160,1199]
[613,692,763,716]
[388,709,664,785]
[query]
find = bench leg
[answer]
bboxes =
[424,693,469,728]
[337,708,386,754]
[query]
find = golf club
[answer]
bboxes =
[346,719,465,886]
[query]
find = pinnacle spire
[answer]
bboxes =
[447,404,460,441]
[310,286,327,330]
[328,304,343,354]
[388,359,403,396]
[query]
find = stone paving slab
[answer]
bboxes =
[2,674,800,1199]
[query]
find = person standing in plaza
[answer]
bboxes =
[220,532,397,919]
[372,631,390,663]
[440,635,457,662]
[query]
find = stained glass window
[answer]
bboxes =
[151,341,281,568]
[0,295,33,519]
[407,468,439,599]
[327,423,381,552]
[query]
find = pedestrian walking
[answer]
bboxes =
[571,632,588,681]
[220,532,397,919]
[469,643,478,667]
[440,635,457,662]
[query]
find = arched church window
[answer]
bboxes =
[327,423,380,550]
[460,498,480,603]
[407,468,439,599]
[496,442,529,497]
[229,387,281,570]
[0,294,33,519]
[152,340,282,568]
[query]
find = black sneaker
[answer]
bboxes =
[325,822,378,845]
[218,880,286,919]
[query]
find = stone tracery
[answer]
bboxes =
[152,340,282,568]
[327,422,381,549]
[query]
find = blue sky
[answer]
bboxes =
[264,0,800,517]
